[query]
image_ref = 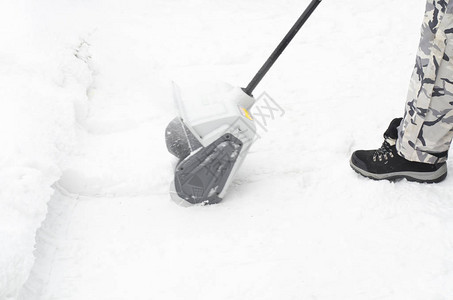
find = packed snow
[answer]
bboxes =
[1,0,453,299]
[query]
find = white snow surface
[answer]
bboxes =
[1,0,453,299]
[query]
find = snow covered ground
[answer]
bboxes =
[1,0,453,299]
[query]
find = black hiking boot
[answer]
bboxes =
[350,118,447,183]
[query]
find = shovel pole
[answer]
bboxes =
[243,0,322,96]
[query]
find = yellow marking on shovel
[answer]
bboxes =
[241,108,253,121]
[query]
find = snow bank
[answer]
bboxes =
[0,56,68,298]
[0,2,92,297]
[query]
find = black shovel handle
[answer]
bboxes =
[243,0,322,96]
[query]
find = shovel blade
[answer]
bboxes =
[165,117,202,161]
[172,133,243,205]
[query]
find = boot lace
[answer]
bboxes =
[373,141,395,162]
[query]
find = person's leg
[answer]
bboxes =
[349,0,452,183]
[397,0,453,164]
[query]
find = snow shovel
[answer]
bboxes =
[166,0,322,205]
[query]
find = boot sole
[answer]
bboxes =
[350,159,448,183]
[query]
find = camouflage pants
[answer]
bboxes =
[397,0,453,164]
